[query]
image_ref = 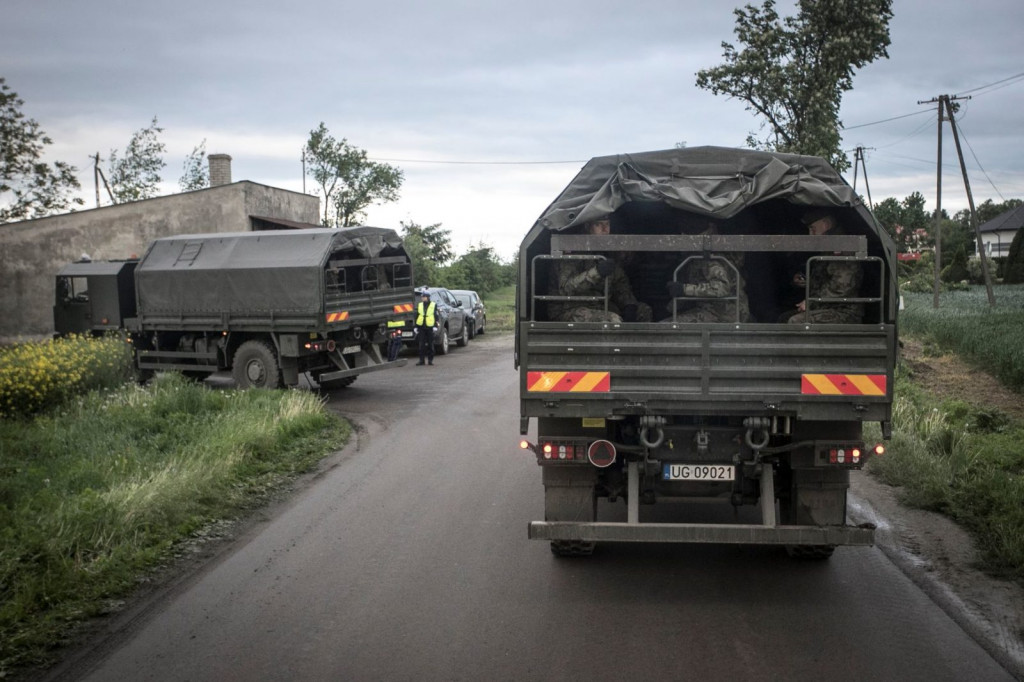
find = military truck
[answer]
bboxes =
[516,147,897,558]
[54,226,415,389]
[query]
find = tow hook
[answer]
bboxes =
[639,416,666,449]
[743,416,770,451]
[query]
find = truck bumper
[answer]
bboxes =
[528,521,874,546]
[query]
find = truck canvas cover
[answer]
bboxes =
[136,227,404,315]
[520,146,898,320]
[529,146,884,232]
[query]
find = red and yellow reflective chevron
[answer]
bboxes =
[801,374,887,396]
[527,371,610,393]
[325,311,350,323]
[393,303,414,313]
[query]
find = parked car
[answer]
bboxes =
[401,287,469,355]
[450,289,486,338]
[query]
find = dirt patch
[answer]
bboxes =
[849,336,1024,677]
[900,337,1024,421]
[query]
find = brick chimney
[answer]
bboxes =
[208,154,232,187]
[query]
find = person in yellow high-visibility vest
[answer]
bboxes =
[415,290,437,366]
[386,318,405,361]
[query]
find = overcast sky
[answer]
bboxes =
[3,0,1023,259]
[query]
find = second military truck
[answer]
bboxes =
[517,147,897,558]
[54,226,415,389]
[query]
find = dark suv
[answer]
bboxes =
[450,289,486,338]
[402,287,469,354]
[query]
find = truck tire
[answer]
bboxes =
[232,340,283,389]
[319,376,357,390]
[437,326,450,355]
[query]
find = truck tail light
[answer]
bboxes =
[874,443,885,456]
[519,439,533,451]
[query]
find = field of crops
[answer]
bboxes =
[900,284,1024,391]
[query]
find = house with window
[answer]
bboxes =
[977,204,1024,257]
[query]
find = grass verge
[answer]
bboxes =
[483,285,516,332]
[0,373,349,675]
[865,285,1024,583]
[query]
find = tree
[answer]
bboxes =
[401,220,452,287]
[695,0,893,172]
[107,117,166,203]
[303,123,403,227]
[179,139,208,192]
[0,78,83,223]
[873,192,931,253]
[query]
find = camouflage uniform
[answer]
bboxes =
[548,258,652,323]
[787,259,863,324]
[667,255,749,323]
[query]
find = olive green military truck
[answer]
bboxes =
[516,147,897,558]
[54,226,414,389]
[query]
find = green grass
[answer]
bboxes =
[866,284,1024,583]
[0,373,349,674]
[866,370,1024,581]
[900,284,1024,391]
[483,285,516,332]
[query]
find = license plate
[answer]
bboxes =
[663,463,735,481]
[341,345,362,355]
[401,331,414,339]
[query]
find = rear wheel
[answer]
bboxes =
[232,340,282,389]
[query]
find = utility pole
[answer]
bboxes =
[918,93,996,308]
[943,96,996,307]
[92,153,116,207]
[852,146,874,210]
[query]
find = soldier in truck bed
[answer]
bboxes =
[786,209,864,324]
[547,218,652,323]
[664,222,749,323]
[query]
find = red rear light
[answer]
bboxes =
[542,443,553,459]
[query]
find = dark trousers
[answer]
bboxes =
[387,332,403,361]
[417,326,434,364]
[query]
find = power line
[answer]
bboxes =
[843,109,933,130]
[953,120,1006,201]
[954,71,1024,97]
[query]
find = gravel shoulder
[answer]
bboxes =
[848,338,1024,679]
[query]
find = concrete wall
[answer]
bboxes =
[0,182,319,340]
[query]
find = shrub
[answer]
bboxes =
[0,335,134,419]
[966,256,998,285]
[1005,227,1024,284]
[940,245,970,283]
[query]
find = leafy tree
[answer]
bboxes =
[954,198,1024,229]
[303,123,403,227]
[400,220,453,287]
[179,139,208,192]
[0,78,83,223]
[873,192,931,253]
[401,220,454,266]
[695,0,893,172]
[1004,227,1024,284]
[107,117,166,203]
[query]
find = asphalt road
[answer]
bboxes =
[52,333,1015,681]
